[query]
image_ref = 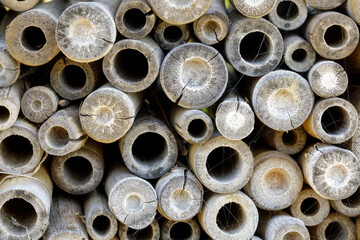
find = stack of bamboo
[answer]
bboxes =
[1,0,360,239]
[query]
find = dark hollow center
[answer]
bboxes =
[282,130,297,146]
[60,65,87,92]
[115,49,149,82]
[132,132,167,166]
[0,106,10,124]
[341,187,360,208]
[187,119,207,139]
[21,26,46,51]
[170,222,192,240]
[216,202,243,233]
[325,221,348,240]
[127,225,153,239]
[321,106,350,135]
[164,26,183,43]
[292,49,307,62]
[0,135,33,167]
[240,32,271,64]
[92,215,111,236]
[123,9,146,31]
[63,156,93,185]
[324,25,347,48]
[277,1,299,20]
[206,147,240,182]
[300,197,320,216]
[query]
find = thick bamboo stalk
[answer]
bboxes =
[299,143,360,200]
[155,167,203,221]
[303,97,358,144]
[331,187,360,217]
[244,150,303,210]
[290,187,330,226]
[115,0,156,39]
[305,0,345,10]
[51,139,104,195]
[38,105,88,156]
[304,11,359,60]
[119,114,178,179]
[84,189,118,240]
[154,21,190,51]
[193,0,229,45]
[308,61,348,98]
[170,106,214,144]
[50,57,101,100]
[346,0,360,25]
[56,0,121,63]
[118,219,160,240]
[189,132,253,194]
[198,191,258,240]
[160,43,227,109]
[1,0,39,12]
[224,12,283,77]
[268,0,307,31]
[230,0,276,18]
[104,163,157,230]
[5,0,64,66]
[250,70,314,131]
[161,219,200,240]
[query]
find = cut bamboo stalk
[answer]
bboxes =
[268,0,307,31]
[224,13,283,77]
[160,43,227,109]
[290,187,330,226]
[215,94,255,140]
[299,143,360,200]
[119,114,177,179]
[1,0,39,12]
[80,83,143,143]
[189,132,253,194]
[262,126,307,155]
[118,219,160,240]
[103,37,163,93]
[250,70,314,131]
[0,80,25,131]
[0,166,52,239]
[148,0,211,24]
[0,117,43,174]
[5,0,64,66]
[161,219,201,240]
[344,43,360,75]
[346,0,360,25]
[21,85,59,123]
[198,191,258,240]
[50,57,101,100]
[115,0,156,39]
[155,167,203,221]
[251,237,262,240]
[154,21,190,51]
[230,0,276,18]
[84,189,118,240]
[104,163,157,230]
[305,0,345,10]
[303,97,358,144]
[38,105,88,156]
[244,150,303,210]
[56,0,121,63]
[308,61,348,98]
[304,11,359,60]
[170,106,214,144]
[357,217,360,239]
[348,117,360,160]
[43,192,88,240]
[193,0,229,45]
[51,139,104,195]
[283,34,316,73]
[331,187,360,217]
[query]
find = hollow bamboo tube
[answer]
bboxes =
[308,61,348,98]
[154,21,190,51]
[1,0,39,12]
[51,139,104,195]
[331,187,360,217]
[303,97,358,144]
[5,0,64,66]
[250,70,314,131]
[161,219,201,240]
[299,143,360,200]
[170,106,214,144]
[346,0,360,25]
[193,0,229,45]
[84,189,118,240]
[283,34,316,73]
[251,237,262,240]
[189,132,253,194]
[118,219,160,240]
[304,11,359,60]
[50,57,101,100]
[305,0,345,10]
[104,163,157,230]
[0,166,52,239]
[115,0,156,39]
[357,217,360,239]
[244,150,303,210]
[224,12,283,77]
[290,187,330,226]
[230,0,276,18]
[38,105,88,156]
[119,114,178,179]
[160,43,227,109]
[148,0,211,25]
[215,94,255,141]
[21,85,59,123]
[262,126,307,155]
[155,167,203,221]
[103,37,163,93]
[199,191,258,240]
[43,192,88,240]
[268,0,307,31]
[56,0,121,63]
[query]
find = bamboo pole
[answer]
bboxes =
[161,219,201,240]
[230,0,276,18]
[331,187,360,217]
[305,0,345,10]
[118,219,160,240]
[1,0,39,12]
[346,0,360,25]
[154,21,190,51]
